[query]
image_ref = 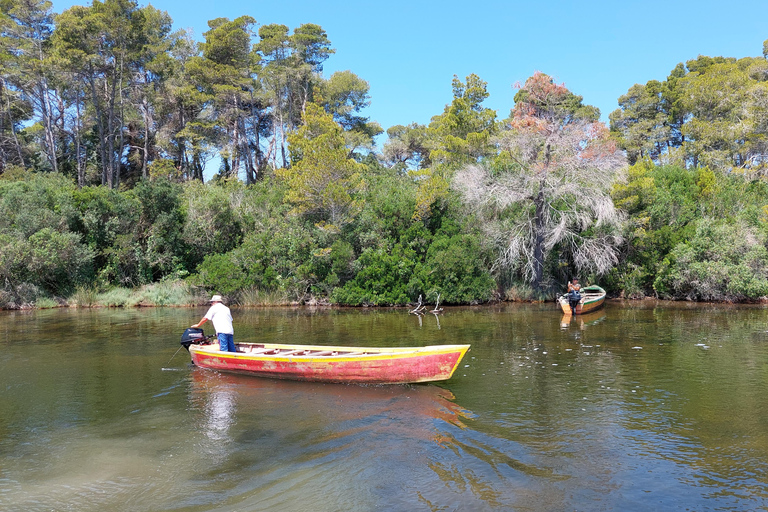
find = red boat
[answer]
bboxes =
[186,341,471,384]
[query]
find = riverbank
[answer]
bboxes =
[2,279,353,310]
[5,279,768,311]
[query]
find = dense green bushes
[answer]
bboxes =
[0,174,94,306]
[609,162,768,301]
[191,166,495,306]
[6,158,768,309]
[654,220,768,301]
[0,168,495,308]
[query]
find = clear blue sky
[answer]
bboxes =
[53,0,768,139]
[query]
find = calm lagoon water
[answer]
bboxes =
[1,302,768,511]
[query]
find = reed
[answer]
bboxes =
[95,287,132,307]
[70,286,98,308]
[139,280,196,306]
[34,297,58,309]
[236,287,291,306]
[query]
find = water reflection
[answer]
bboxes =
[184,369,573,511]
[3,304,768,511]
[189,368,473,445]
[413,311,442,330]
[200,376,237,443]
[559,311,606,330]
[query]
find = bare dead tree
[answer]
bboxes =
[453,73,627,290]
[409,294,426,315]
[430,293,443,314]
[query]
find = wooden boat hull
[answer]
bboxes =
[558,285,606,315]
[189,342,471,384]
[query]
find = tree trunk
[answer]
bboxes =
[106,75,116,188]
[0,79,26,167]
[75,87,84,187]
[532,185,546,290]
[142,95,151,179]
[38,80,58,173]
[115,54,126,188]
[87,64,108,187]
[531,143,552,291]
[230,95,240,179]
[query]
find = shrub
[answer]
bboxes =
[28,228,94,293]
[332,244,422,305]
[654,219,768,301]
[182,180,244,268]
[192,253,251,295]
[71,185,140,274]
[0,173,78,238]
[418,233,495,304]
[129,178,186,281]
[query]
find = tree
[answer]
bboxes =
[154,30,213,182]
[0,65,31,171]
[278,103,363,228]
[678,57,759,169]
[454,72,626,291]
[52,0,174,188]
[382,123,428,170]
[290,23,334,114]
[611,45,768,172]
[187,16,260,181]
[123,5,174,182]
[0,0,58,173]
[256,23,334,170]
[407,74,498,221]
[316,70,382,155]
[425,73,497,167]
[609,81,670,165]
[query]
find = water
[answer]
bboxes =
[1,303,768,511]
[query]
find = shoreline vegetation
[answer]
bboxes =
[19,283,768,312]
[2,2,768,311]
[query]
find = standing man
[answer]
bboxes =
[192,294,235,352]
[567,278,582,315]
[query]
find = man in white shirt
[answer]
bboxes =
[192,294,235,352]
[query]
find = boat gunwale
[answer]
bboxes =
[557,285,606,304]
[189,343,471,363]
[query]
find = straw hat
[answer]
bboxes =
[209,294,223,302]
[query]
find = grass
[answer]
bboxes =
[34,297,58,309]
[131,280,199,306]
[95,287,133,307]
[236,286,292,306]
[99,281,204,307]
[70,286,98,307]
[503,284,538,301]
[62,280,205,308]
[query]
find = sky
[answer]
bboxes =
[51,0,768,141]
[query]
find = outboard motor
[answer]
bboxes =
[180,327,210,351]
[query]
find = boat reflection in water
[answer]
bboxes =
[186,369,559,510]
[560,310,606,330]
[189,367,473,442]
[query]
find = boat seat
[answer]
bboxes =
[281,349,308,356]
